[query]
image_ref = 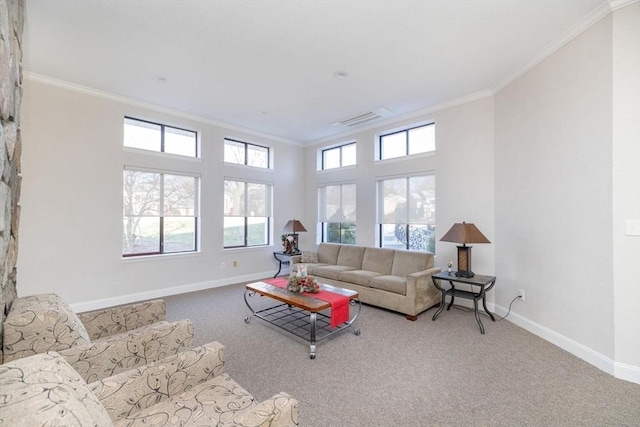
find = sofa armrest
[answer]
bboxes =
[406,267,442,304]
[77,299,166,340]
[88,342,226,422]
[59,319,194,383]
[290,254,302,265]
[407,267,441,289]
[221,392,299,427]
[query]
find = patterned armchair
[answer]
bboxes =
[0,342,299,426]
[1,293,194,382]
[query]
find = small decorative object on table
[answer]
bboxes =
[287,264,320,293]
[447,260,453,275]
[281,233,296,254]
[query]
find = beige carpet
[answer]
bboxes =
[164,281,640,427]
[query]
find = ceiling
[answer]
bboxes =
[23,0,614,145]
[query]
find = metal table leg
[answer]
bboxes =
[309,312,317,359]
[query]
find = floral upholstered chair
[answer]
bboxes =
[1,293,194,382]
[0,342,299,426]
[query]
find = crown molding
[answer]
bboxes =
[23,72,301,146]
[493,0,637,93]
[609,0,639,12]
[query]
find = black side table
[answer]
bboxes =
[272,251,300,278]
[431,272,496,334]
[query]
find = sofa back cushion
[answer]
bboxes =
[317,243,342,264]
[362,247,396,275]
[336,245,366,269]
[3,293,91,363]
[0,351,114,426]
[391,250,434,276]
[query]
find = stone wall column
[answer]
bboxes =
[0,0,24,355]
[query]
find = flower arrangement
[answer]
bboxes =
[287,264,320,293]
[287,275,320,293]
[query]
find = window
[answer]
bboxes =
[123,169,199,256]
[377,175,435,253]
[124,117,198,157]
[321,142,356,170]
[379,123,435,160]
[224,138,270,168]
[224,179,272,248]
[319,183,356,244]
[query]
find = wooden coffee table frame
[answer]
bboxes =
[244,281,361,359]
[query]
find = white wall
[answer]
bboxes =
[304,96,495,279]
[18,79,306,310]
[494,4,640,383]
[612,2,640,379]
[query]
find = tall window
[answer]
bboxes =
[319,183,356,244]
[379,123,435,160]
[224,179,272,248]
[224,138,270,168]
[124,117,198,157]
[377,175,435,253]
[123,169,199,256]
[321,142,356,170]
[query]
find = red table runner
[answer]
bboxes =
[264,278,350,328]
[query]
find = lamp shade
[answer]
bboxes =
[440,222,490,245]
[282,219,307,233]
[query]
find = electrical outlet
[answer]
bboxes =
[518,289,525,302]
[232,261,238,267]
[220,261,226,269]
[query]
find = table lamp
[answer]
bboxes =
[281,219,307,253]
[440,222,490,278]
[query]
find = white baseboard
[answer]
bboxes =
[69,271,272,313]
[70,281,639,385]
[492,304,640,385]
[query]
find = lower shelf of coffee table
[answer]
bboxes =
[244,299,361,359]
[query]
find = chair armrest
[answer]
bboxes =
[221,392,299,427]
[77,299,166,340]
[59,319,194,383]
[88,342,226,422]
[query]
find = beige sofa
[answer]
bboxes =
[0,342,299,426]
[291,243,440,320]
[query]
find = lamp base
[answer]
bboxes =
[455,270,475,278]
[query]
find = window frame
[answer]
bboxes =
[124,116,199,158]
[376,174,436,253]
[318,182,357,244]
[378,123,435,161]
[321,142,356,170]
[122,167,200,258]
[223,178,273,249]
[224,138,271,169]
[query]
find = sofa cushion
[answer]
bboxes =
[317,243,342,264]
[3,293,91,363]
[305,263,328,275]
[338,270,382,287]
[391,250,433,276]
[0,351,114,426]
[313,265,357,281]
[336,245,366,269]
[362,247,396,275]
[301,250,319,263]
[370,275,408,296]
[112,373,257,426]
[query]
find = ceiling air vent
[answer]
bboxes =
[332,107,393,128]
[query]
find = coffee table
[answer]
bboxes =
[244,281,361,359]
